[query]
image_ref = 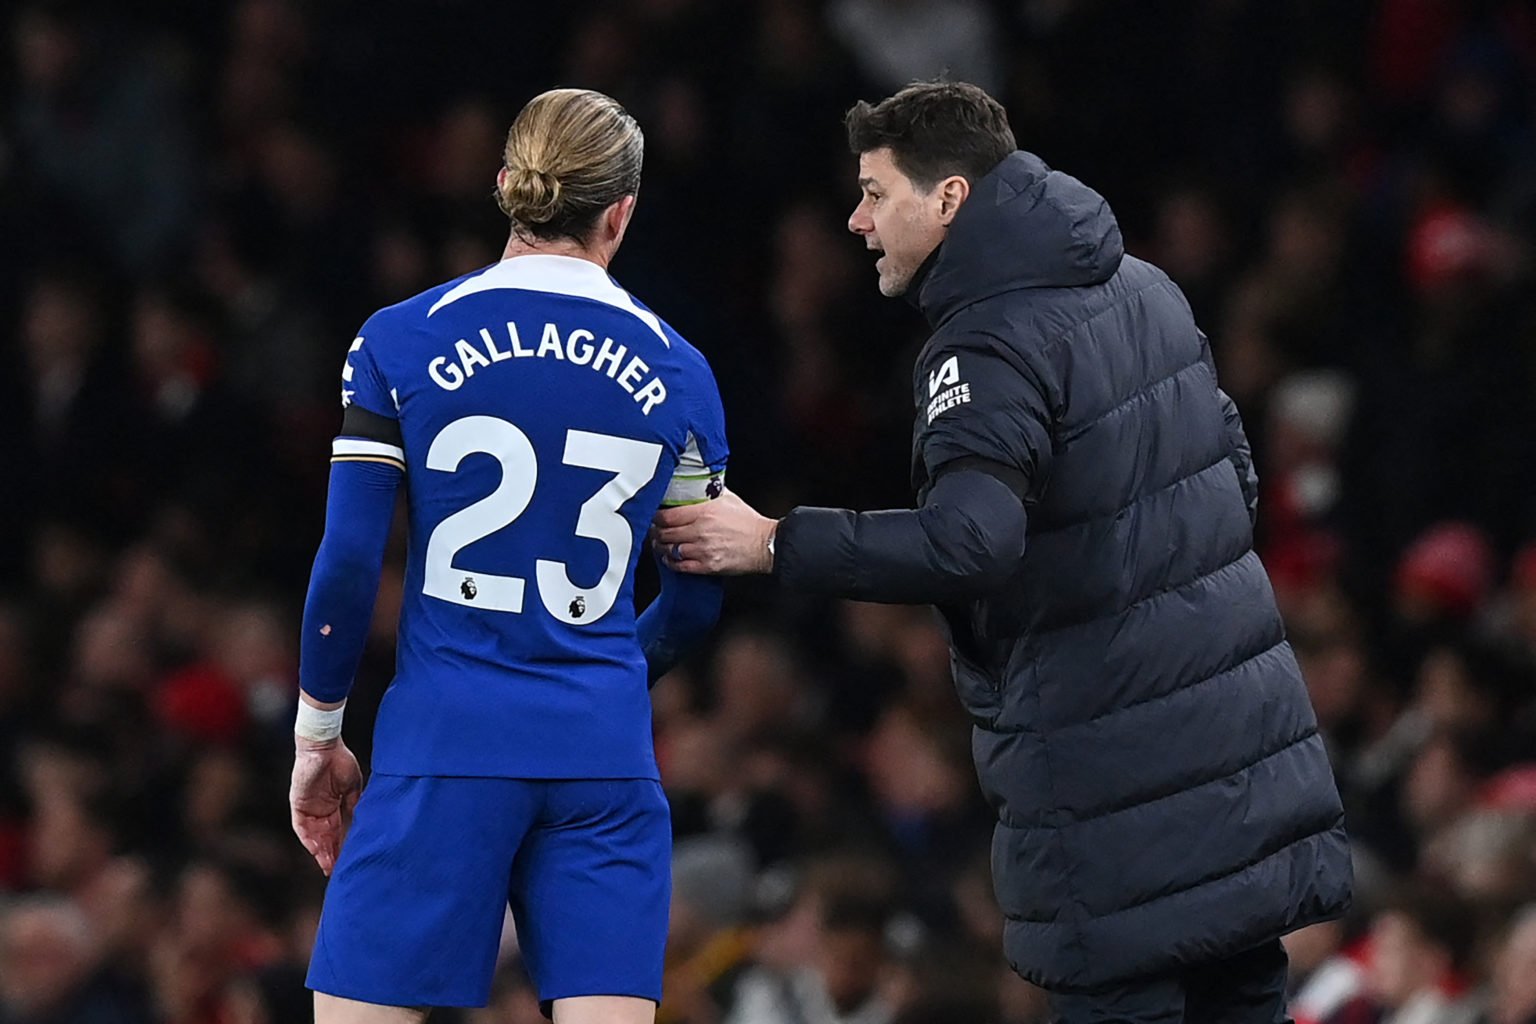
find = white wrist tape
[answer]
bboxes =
[294,699,346,743]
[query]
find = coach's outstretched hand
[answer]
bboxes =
[291,738,363,876]
[654,490,778,575]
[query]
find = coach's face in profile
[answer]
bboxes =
[848,146,969,297]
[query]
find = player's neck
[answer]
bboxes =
[501,235,614,269]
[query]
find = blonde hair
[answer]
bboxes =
[497,88,644,241]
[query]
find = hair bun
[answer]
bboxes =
[502,166,563,224]
[496,89,644,240]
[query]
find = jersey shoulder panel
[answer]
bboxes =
[623,299,718,405]
[361,266,492,344]
[341,267,498,416]
[634,307,730,493]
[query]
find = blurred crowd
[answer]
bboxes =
[4,1,1536,1022]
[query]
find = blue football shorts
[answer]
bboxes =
[306,774,671,1009]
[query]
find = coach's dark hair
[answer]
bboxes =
[845,81,1016,191]
[497,88,643,243]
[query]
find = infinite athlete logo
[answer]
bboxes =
[461,577,478,600]
[925,355,971,423]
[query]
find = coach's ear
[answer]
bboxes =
[935,175,970,226]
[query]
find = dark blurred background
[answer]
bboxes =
[3,1,1536,1022]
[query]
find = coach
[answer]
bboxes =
[655,81,1351,1022]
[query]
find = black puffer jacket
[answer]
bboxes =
[778,150,1351,990]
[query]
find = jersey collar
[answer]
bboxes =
[426,254,669,347]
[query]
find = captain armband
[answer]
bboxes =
[661,466,726,507]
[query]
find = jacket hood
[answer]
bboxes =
[915,150,1125,327]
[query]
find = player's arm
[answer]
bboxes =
[773,335,1049,603]
[637,559,723,685]
[298,403,404,713]
[639,346,731,682]
[292,405,400,874]
[638,436,727,683]
[292,335,400,876]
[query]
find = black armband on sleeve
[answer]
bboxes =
[341,403,403,447]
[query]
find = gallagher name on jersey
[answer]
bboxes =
[427,320,669,415]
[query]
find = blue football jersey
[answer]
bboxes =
[338,255,727,778]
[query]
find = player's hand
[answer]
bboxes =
[290,737,363,877]
[653,490,777,575]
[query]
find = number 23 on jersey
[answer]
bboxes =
[422,415,662,625]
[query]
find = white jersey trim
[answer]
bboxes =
[332,438,406,463]
[426,254,670,348]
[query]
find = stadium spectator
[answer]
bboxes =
[0,895,149,1024]
[725,853,901,1024]
[659,836,755,1024]
[1343,890,1480,1024]
[1485,906,1536,1024]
